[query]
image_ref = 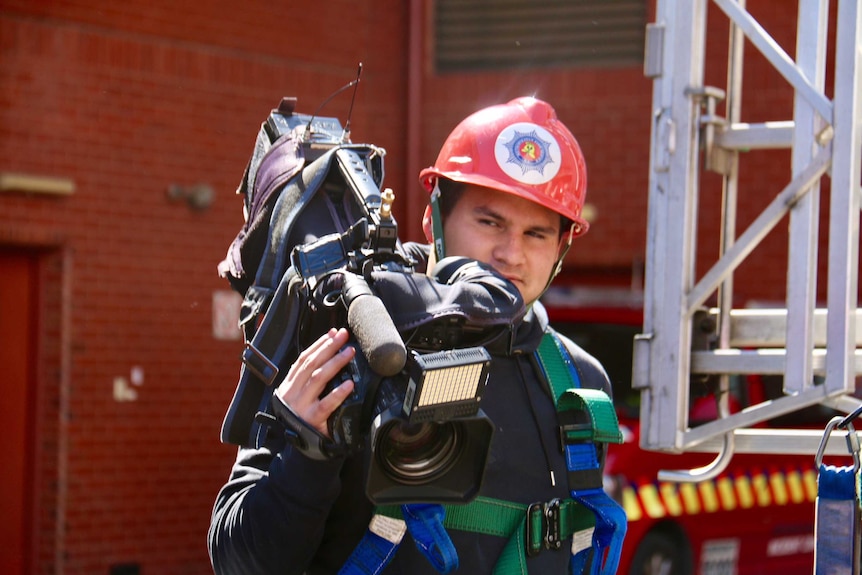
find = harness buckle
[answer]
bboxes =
[558,422,593,452]
[525,498,563,557]
[544,498,562,551]
[242,342,279,386]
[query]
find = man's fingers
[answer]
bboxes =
[307,343,355,386]
[276,328,356,434]
[312,380,355,428]
[291,329,351,388]
[302,327,339,356]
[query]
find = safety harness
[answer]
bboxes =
[339,331,627,575]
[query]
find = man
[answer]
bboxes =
[208,97,618,574]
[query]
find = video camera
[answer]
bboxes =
[221,89,496,505]
[284,197,497,504]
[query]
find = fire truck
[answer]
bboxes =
[547,1,862,573]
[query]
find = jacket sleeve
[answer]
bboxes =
[207,443,346,575]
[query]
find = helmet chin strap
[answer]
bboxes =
[554,223,576,279]
[536,222,576,303]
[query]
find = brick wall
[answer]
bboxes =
[1,2,408,573]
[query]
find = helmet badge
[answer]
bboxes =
[494,122,562,185]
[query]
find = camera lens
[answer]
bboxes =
[376,420,463,484]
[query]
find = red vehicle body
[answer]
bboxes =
[541,286,836,575]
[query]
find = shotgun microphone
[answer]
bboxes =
[341,273,407,377]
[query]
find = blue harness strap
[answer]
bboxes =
[340,504,457,575]
[814,465,858,574]
[401,504,459,573]
[536,332,626,575]
[341,331,626,574]
[814,416,861,574]
[339,513,408,575]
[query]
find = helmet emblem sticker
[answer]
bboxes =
[495,122,562,184]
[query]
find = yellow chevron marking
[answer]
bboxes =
[680,482,701,515]
[626,469,816,522]
[786,470,806,504]
[622,485,643,522]
[698,480,720,513]
[660,482,684,516]
[640,483,666,519]
[717,477,736,511]
[753,473,772,507]
[735,475,755,509]
[770,472,789,505]
[803,469,818,501]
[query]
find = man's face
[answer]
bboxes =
[441,185,563,305]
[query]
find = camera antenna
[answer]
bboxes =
[303,62,363,143]
[342,62,363,141]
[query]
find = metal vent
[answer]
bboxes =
[435,0,646,73]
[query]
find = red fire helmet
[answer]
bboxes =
[420,97,589,237]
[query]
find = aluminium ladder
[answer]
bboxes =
[635,0,862,481]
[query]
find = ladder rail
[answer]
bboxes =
[638,0,705,452]
[784,0,829,396]
[825,0,862,397]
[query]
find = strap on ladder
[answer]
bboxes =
[814,416,861,574]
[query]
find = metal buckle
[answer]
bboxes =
[242,342,279,386]
[525,498,563,557]
[544,498,562,551]
[816,416,861,472]
[558,422,593,452]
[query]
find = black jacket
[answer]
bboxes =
[208,244,612,574]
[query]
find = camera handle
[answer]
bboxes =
[269,392,346,461]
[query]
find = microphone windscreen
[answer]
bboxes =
[347,295,407,376]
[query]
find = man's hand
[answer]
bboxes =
[275,328,356,437]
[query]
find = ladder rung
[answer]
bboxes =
[713,121,795,150]
[691,348,862,375]
[710,308,862,348]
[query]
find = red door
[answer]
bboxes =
[0,249,38,575]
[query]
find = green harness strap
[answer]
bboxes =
[536,333,622,445]
[374,332,622,574]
